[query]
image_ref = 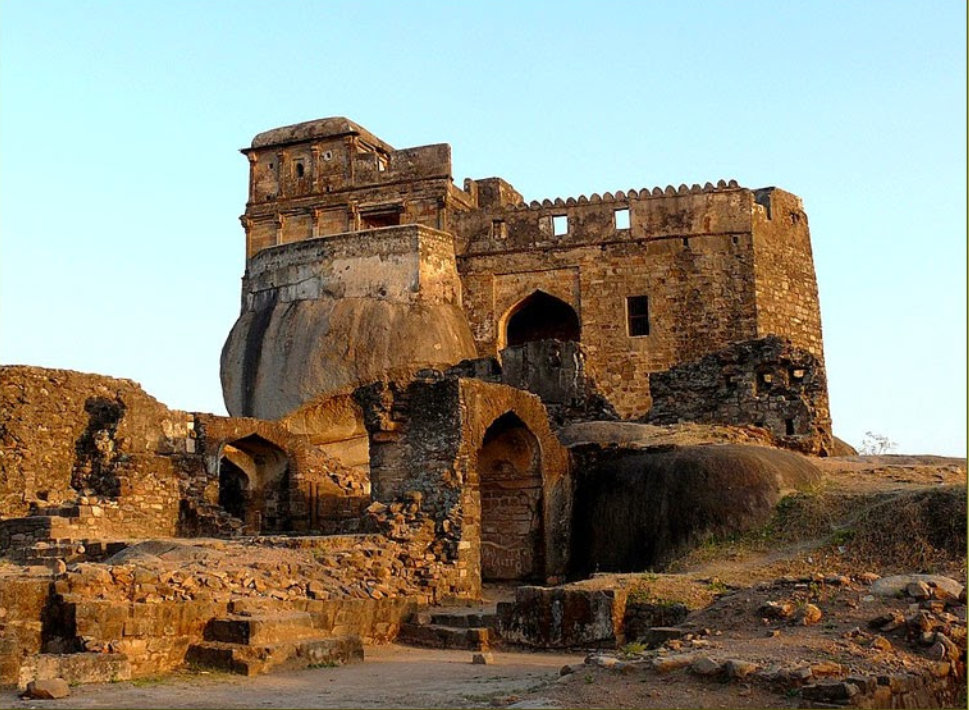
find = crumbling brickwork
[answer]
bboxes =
[646,336,833,455]
[0,366,191,534]
[356,374,571,596]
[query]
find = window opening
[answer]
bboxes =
[361,211,400,229]
[614,208,630,230]
[785,418,796,436]
[627,295,650,337]
[295,162,305,178]
[492,220,507,240]
[552,215,568,236]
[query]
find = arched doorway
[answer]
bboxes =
[217,435,290,533]
[477,412,544,581]
[504,291,580,347]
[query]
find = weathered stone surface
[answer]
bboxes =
[498,586,626,648]
[569,443,821,574]
[871,575,964,600]
[647,336,832,455]
[235,118,828,423]
[221,229,478,420]
[24,678,70,699]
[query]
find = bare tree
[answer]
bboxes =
[858,431,898,455]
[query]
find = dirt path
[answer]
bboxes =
[5,646,586,709]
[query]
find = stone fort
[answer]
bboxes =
[0,117,836,686]
[223,117,828,433]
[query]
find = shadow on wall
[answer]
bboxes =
[568,444,821,577]
[503,291,580,348]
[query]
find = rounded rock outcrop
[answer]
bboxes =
[222,297,476,421]
[569,443,822,575]
[220,225,478,420]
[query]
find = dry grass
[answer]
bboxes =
[841,485,966,575]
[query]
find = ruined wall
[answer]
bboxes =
[221,225,477,420]
[194,414,367,535]
[452,185,762,418]
[357,375,571,596]
[646,336,833,455]
[0,367,191,535]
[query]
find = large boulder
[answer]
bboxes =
[221,297,476,420]
[569,443,821,575]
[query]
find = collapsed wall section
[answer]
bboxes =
[0,366,193,536]
[356,375,571,598]
[646,336,833,455]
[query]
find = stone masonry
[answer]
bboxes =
[224,117,828,424]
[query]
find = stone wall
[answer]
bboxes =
[646,336,833,455]
[241,118,474,257]
[193,414,364,535]
[356,375,572,595]
[0,367,369,548]
[751,188,825,359]
[454,185,765,419]
[0,366,191,533]
[232,119,829,428]
[0,572,49,684]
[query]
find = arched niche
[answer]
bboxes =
[502,291,580,349]
[217,434,290,533]
[476,412,544,581]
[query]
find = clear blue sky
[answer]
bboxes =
[1,1,965,455]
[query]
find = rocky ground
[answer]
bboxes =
[4,453,966,708]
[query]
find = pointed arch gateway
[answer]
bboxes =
[217,434,291,533]
[502,290,580,349]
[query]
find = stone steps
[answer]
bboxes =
[430,612,499,628]
[396,623,491,650]
[185,635,363,676]
[396,608,501,651]
[205,611,321,646]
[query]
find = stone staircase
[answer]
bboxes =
[185,611,363,676]
[396,609,501,651]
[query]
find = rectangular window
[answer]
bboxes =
[491,220,507,240]
[552,215,569,236]
[614,207,630,230]
[627,295,650,336]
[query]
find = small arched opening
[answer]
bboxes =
[217,435,290,533]
[477,412,544,581]
[504,291,580,348]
